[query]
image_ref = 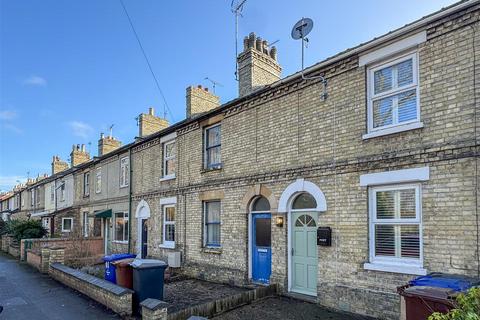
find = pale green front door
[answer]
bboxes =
[291,211,318,296]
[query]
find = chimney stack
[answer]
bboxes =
[186,85,220,118]
[138,107,169,138]
[98,133,122,157]
[237,32,282,97]
[70,143,90,167]
[51,156,69,175]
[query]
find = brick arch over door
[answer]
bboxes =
[278,178,327,213]
[241,184,278,212]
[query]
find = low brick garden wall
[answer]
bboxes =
[49,263,133,316]
[21,237,104,266]
[1,235,13,252]
[8,244,20,258]
[26,250,41,270]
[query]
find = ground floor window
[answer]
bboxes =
[62,218,73,232]
[369,184,422,266]
[114,212,129,242]
[83,212,89,237]
[204,201,221,247]
[162,205,175,247]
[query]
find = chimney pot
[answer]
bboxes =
[100,133,104,139]
[237,32,282,97]
[205,87,209,92]
[255,37,262,51]
[148,107,154,116]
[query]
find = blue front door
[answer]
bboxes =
[252,213,272,284]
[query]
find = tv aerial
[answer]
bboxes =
[291,17,328,100]
[231,0,247,81]
[204,77,223,94]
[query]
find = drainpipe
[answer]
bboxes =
[128,147,133,253]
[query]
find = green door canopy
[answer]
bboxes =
[95,209,112,218]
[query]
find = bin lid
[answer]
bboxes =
[403,286,457,300]
[409,273,480,292]
[103,253,137,262]
[130,259,167,269]
[112,258,135,266]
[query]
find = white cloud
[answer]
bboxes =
[23,75,47,86]
[0,110,17,120]
[3,124,23,134]
[68,121,94,139]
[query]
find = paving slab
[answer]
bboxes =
[0,252,120,320]
[212,296,375,320]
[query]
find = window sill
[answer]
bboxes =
[159,243,175,249]
[61,230,71,233]
[202,247,222,254]
[201,166,223,174]
[362,122,424,140]
[160,175,176,182]
[120,185,129,189]
[112,241,128,244]
[364,262,427,275]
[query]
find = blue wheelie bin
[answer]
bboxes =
[103,253,137,283]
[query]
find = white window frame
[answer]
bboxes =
[114,212,129,243]
[161,140,176,181]
[95,168,102,194]
[162,204,175,248]
[60,183,65,202]
[84,172,90,196]
[365,51,422,139]
[120,157,129,188]
[83,211,89,237]
[50,185,55,204]
[204,123,222,170]
[203,200,221,248]
[365,183,426,275]
[62,217,73,232]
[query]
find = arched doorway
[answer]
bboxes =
[278,178,327,297]
[249,196,272,284]
[290,193,318,296]
[135,200,150,258]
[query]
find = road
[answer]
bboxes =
[0,252,120,320]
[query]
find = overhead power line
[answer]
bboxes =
[119,0,175,122]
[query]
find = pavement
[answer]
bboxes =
[212,296,374,320]
[0,252,120,320]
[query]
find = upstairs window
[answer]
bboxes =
[60,183,65,201]
[95,169,102,194]
[120,157,129,187]
[204,124,221,169]
[163,141,176,179]
[50,185,55,203]
[368,52,419,133]
[369,184,422,267]
[30,190,34,207]
[84,172,90,196]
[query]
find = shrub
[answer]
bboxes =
[4,220,47,242]
[428,287,480,320]
[0,219,21,236]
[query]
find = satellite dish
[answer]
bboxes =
[290,17,328,100]
[291,18,313,40]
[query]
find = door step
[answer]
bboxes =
[283,292,318,303]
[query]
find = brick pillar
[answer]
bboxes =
[140,299,168,320]
[49,247,65,266]
[20,240,25,261]
[40,248,51,273]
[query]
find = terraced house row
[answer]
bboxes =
[1,1,479,318]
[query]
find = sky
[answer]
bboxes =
[0,0,458,191]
